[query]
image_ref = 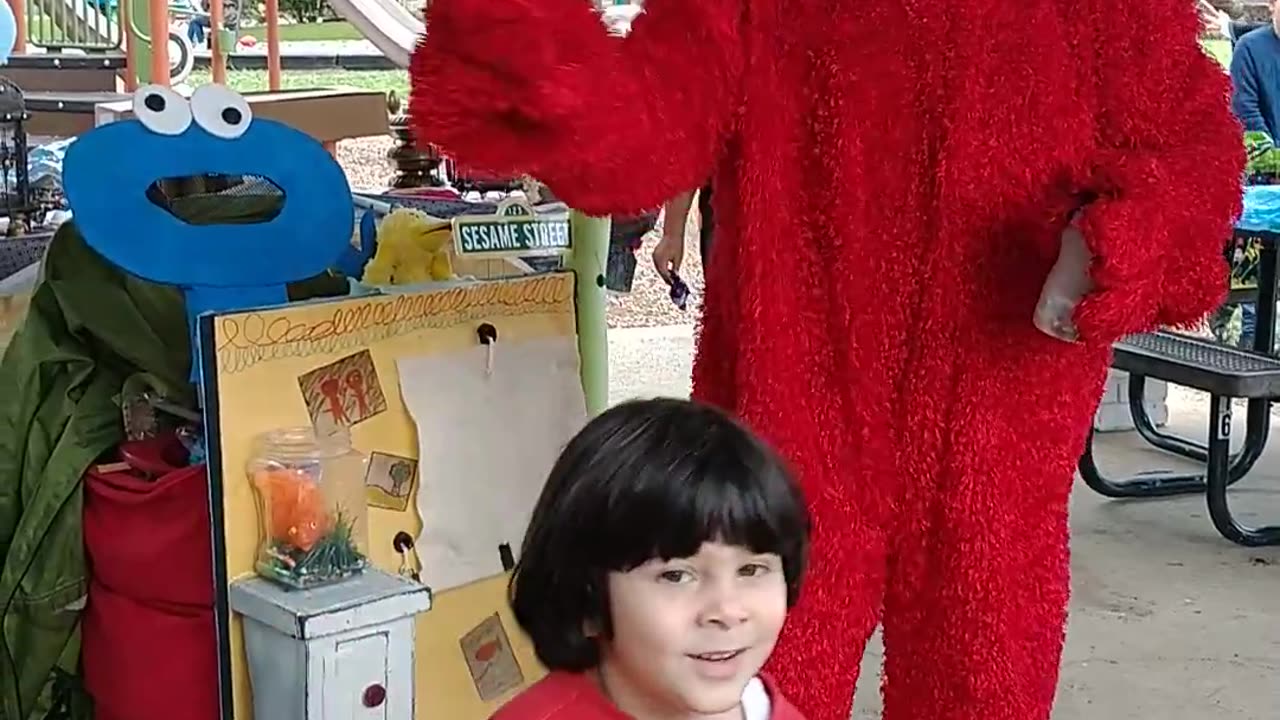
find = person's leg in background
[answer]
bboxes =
[187,16,207,45]
[698,182,715,269]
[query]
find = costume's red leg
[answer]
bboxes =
[765,511,886,720]
[879,351,1103,720]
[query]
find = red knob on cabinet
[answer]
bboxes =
[363,684,386,708]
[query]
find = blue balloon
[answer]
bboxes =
[0,0,15,65]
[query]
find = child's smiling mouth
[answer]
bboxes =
[689,649,746,662]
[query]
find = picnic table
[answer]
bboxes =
[1077,186,1280,547]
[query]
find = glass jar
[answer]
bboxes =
[247,427,370,590]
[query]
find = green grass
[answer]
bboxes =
[187,68,408,97]
[237,20,364,42]
[1204,38,1232,68]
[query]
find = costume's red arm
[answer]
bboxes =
[1073,0,1244,343]
[407,0,743,216]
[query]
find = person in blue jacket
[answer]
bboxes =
[1205,1,1279,346]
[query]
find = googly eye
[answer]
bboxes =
[190,84,252,139]
[132,84,192,136]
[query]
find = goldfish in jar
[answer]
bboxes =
[253,467,333,552]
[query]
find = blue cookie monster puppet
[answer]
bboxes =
[62,84,354,380]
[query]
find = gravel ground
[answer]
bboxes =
[338,136,401,191]
[337,136,703,330]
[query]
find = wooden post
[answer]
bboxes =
[8,0,23,54]
[210,0,226,84]
[265,0,281,90]
[148,0,169,86]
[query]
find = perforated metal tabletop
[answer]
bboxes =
[1113,331,1280,398]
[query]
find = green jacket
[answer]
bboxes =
[0,192,352,719]
[0,222,191,720]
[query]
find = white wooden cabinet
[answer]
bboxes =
[230,569,433,720]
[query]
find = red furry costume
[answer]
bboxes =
[408,1,1243,718]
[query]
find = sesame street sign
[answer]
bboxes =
[452,198,572,259]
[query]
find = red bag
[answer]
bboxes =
[81,435,218,720]
[81,583,219,720]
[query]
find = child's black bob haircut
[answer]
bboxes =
[509,397,810,672]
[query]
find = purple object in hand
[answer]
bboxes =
[669,271,690,311]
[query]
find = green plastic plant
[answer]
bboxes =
[259,508,367,589]
[1245,130,1280,179]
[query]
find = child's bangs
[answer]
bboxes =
[598,458,804,571]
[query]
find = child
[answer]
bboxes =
[495,397,811,719]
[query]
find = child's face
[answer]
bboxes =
[598,541,787,719]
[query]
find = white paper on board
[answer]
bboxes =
[398,335,588,593]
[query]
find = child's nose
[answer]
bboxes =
[698,586,750,626]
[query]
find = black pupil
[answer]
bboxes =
[221,107,242,125]
[144,94,165,112]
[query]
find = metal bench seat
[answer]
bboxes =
[1078,330,1280,547]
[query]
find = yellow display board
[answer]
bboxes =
[199,273,576,720]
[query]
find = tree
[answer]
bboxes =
[279,0,326,24]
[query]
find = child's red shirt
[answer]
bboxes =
[490,670,807,719]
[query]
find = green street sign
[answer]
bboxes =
[451,199,572,259]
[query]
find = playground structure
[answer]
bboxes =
[0,0,420,140]
[327,0,419,67]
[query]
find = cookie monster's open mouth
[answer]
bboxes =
[146,173,286,225]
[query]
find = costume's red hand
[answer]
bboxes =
[408,0,603,176]
[1071,0,1244,344]
[409,0,744,216]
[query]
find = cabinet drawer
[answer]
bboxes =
[326,630,390,719]
[315,618,417,720]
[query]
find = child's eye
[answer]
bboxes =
[658,569,692,583]
[739,563,771,577]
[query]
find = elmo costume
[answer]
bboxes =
[408,1,1243,718]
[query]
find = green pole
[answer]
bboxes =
[569,211,610,416]
[216,28,236,66]
[129,0,155,84]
